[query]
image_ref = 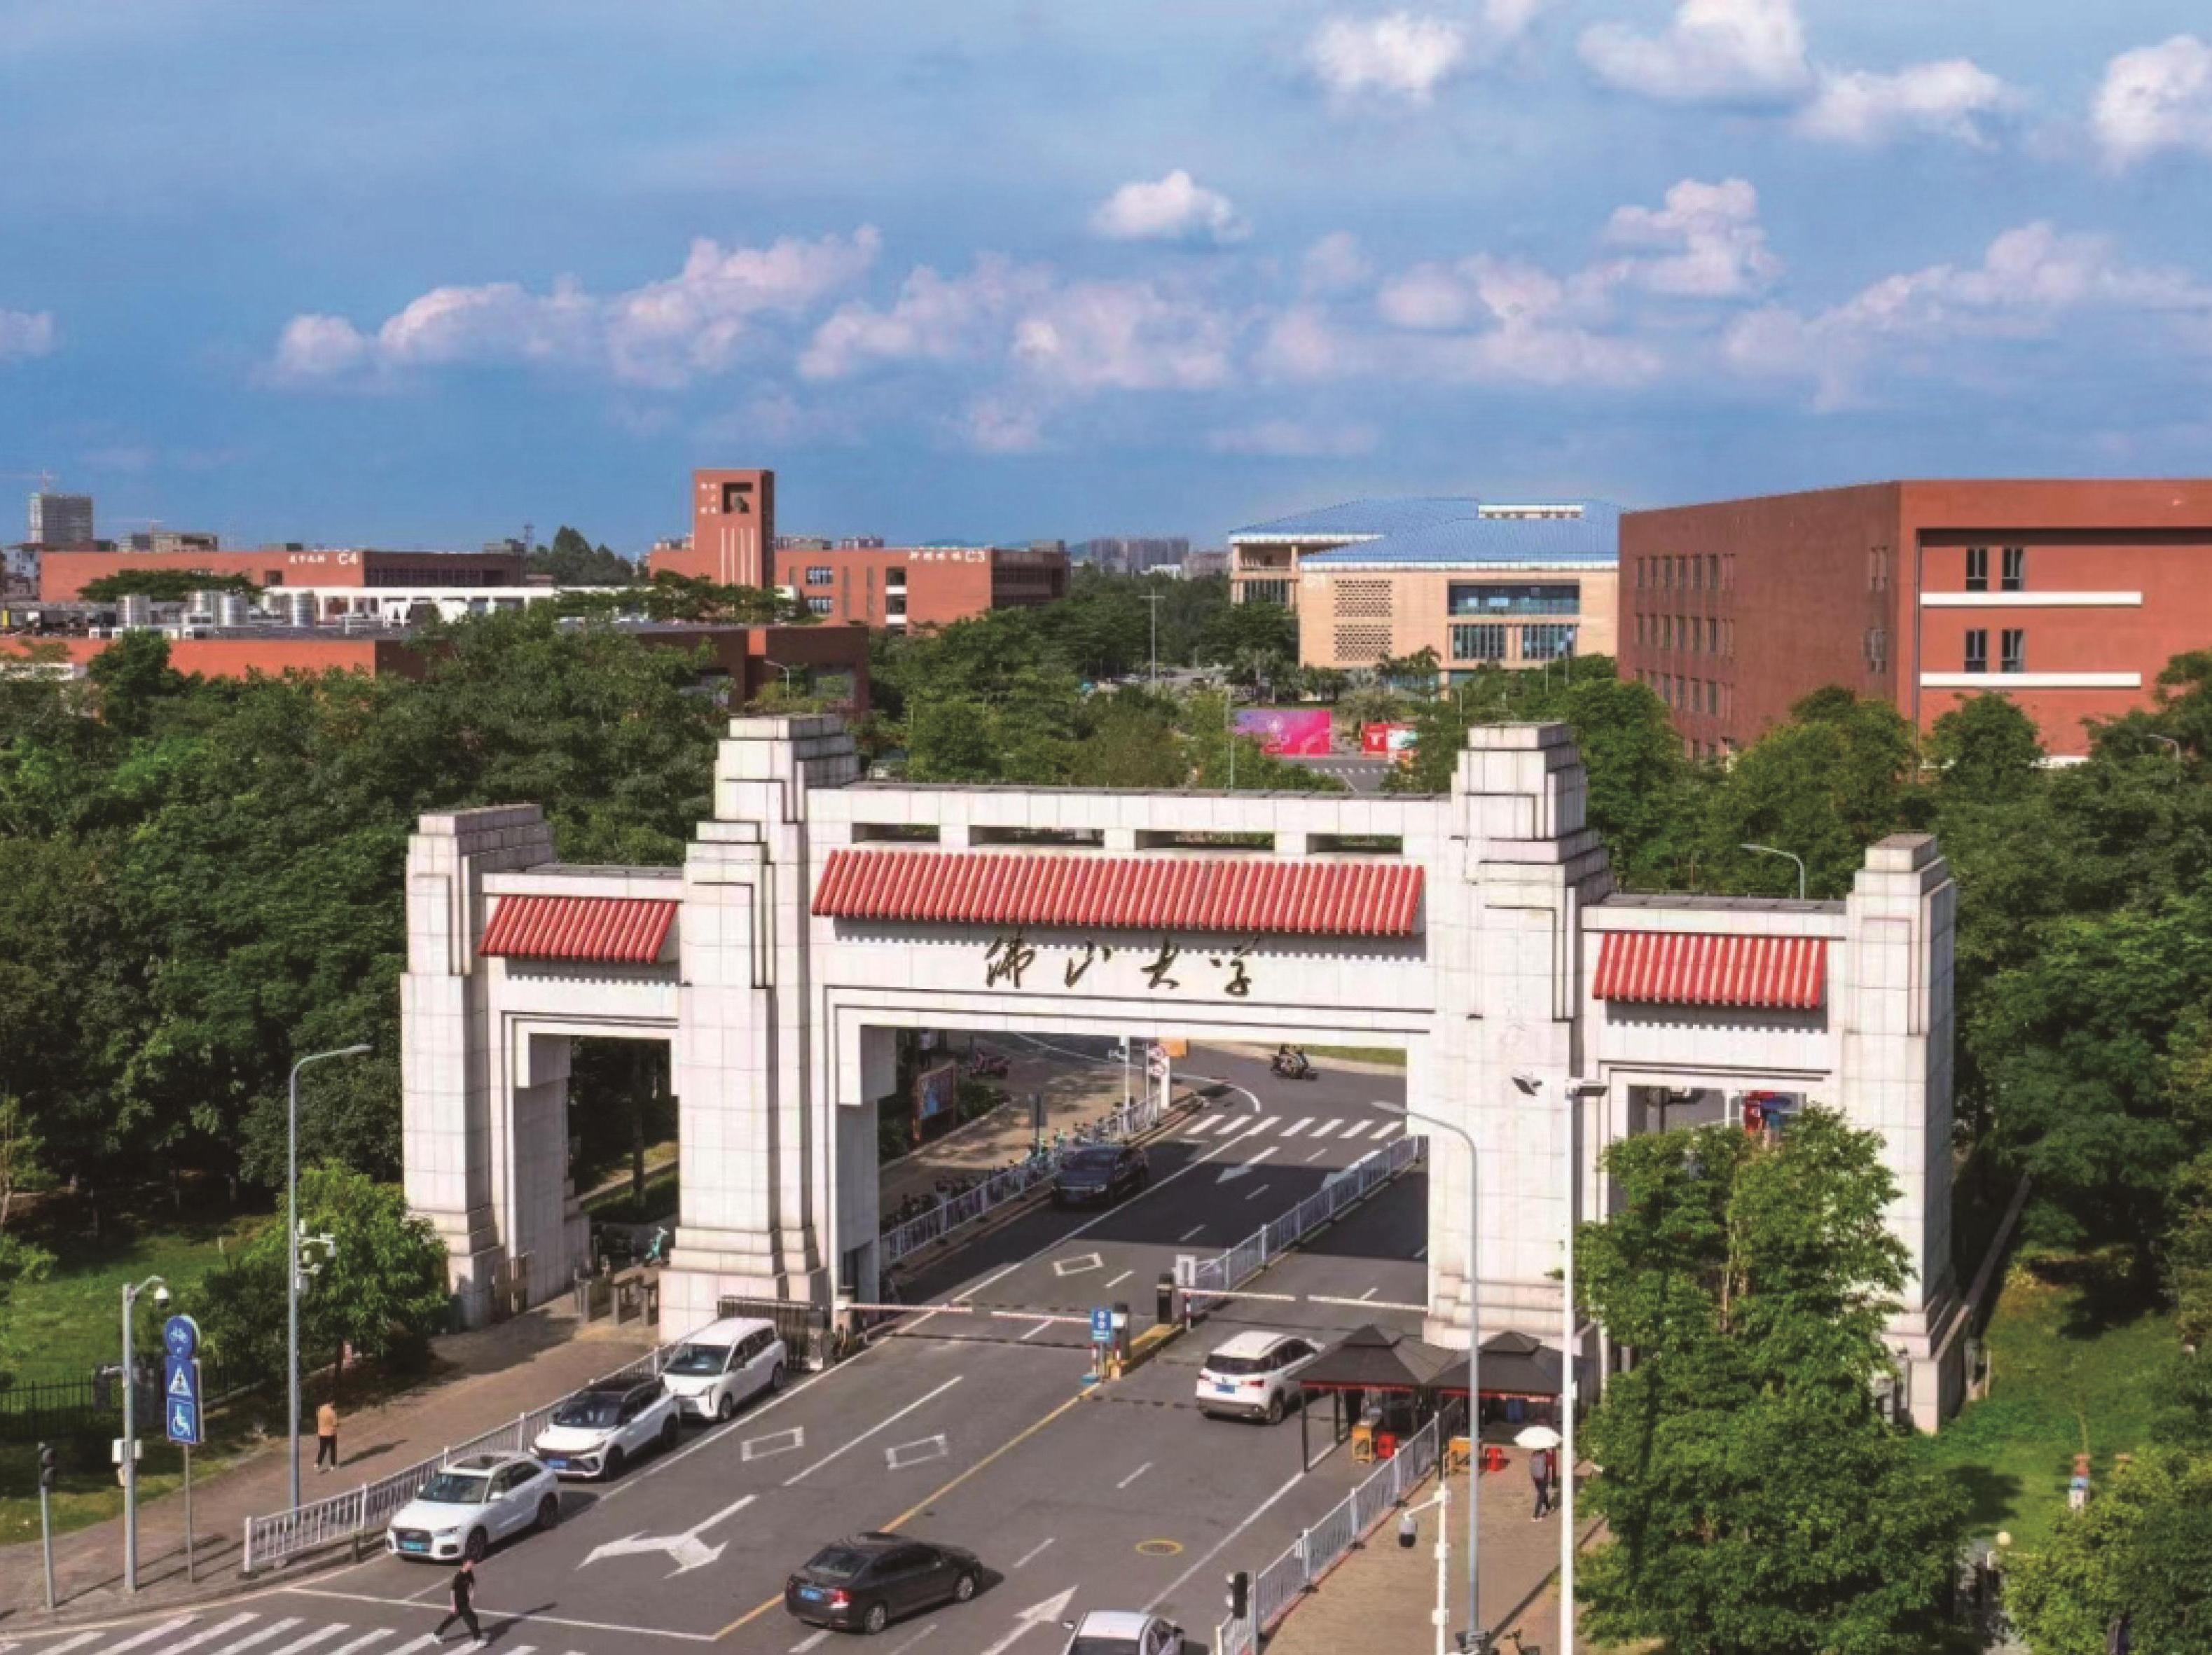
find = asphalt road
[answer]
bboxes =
[10,1049,1425,1655]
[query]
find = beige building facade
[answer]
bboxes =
[1298,561,1619,675]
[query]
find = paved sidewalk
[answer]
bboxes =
[0,1301,654,1628]
[1267,1453,1596,1655]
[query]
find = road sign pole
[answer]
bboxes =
[121,1283,137,1593]
[183,1446,194,1584]
[37,1451,55,1610]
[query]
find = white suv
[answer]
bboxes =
[1196,1330,1321,1425]
[386,1453,559,1563]
[658,1317,788,1422]
[532,1376,679,1479]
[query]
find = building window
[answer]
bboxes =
[1965,546,1989,592]
[1865,627,1888,672]
[1451,623,1507,661]
[805,596,833,615]
[806,565,833,585]
[1243,579,1291,604]
[1638,558,1648,589]
[2001,628,2026,673]
[2002,546,2026,592]
[1705,554,1718,590]
[1706,618,1720,653]
[1521,623,1576,661]
[1706,679,1719,714]
[1447,581,1579,616]
[1964,628,1989,673]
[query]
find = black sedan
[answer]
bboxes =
[784,1532,983,1635]
[1051,1144,1149,1208]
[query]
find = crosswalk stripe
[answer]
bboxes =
[205,1619,304,1655]
[263,1625,353,1655]
[1281,1118,1313,1137]
[1186,1114,1229,1136]
[1372,1116,1400,1137]
[382,1637,443,1655]
[99,1618,201,1654]
[144,1613,258,1653]
[42,1635,104,1655]
[324,1632,397,1655]
[1242,1117,1278,1135]
[1309,1119,1341,1138]
[1338,1121,1372,1141]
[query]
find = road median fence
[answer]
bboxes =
[1215,1415,1443,1655]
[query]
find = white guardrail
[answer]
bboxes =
[1215,1414,1443,1655]
[1180,1133,1425,1313]
[242,1338,685,1575]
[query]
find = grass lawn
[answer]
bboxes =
[1306,1046,1407,1066]
[1920,1254,2175,1550]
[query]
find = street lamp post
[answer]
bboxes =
[287,1044,371,1509]
[120,1273,169,1591]
[1379,1102,1479,1647]
[1398,1484,1453,1655]
[1739,841,1806,901]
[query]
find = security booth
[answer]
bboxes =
[1294,1325,1462,1468]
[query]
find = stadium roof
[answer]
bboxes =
[1231,497,1618,566]
[1229,497,1484,542]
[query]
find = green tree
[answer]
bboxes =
[78,569,260,603]
[529,526,636,585]
[1577,1109,1968,1654]
[2005,1447,2212,1654]
[1928,691,2045,803]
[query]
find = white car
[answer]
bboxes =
[531,1376,679,1479]
[658,1316,788,1422]
[1195,1330,1321,1424]
[1060,1609,1184,1655]
[385,1452,559,1563]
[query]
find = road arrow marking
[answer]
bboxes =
[584,1492,756,1574]
[974,1588,1079,1655]
[1216,1146,1278,1182]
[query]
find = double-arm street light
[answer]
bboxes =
[288,1044,372,1508]
[120,1273,170,1591]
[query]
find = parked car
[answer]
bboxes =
[1051,1144,1149,1208]
[1060,1609,1184,1655]
[385,1453,559,1563]
[658,1316,788,1422]
[1195,1330,1321,1425]
[531,1376,679,1479]
[784,1532,984,1635]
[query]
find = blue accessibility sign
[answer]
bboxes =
[164,1355,203,1446]
[1090,1306,1113,1343]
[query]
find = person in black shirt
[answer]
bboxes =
[436,1557,483,1643]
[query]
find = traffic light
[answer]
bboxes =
[1226,1570,1250,1620]
[37,1441,58,1492]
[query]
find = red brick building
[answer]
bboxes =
[1620,480,2212,759]
[647,466,1070,628]
[38,544,525,602]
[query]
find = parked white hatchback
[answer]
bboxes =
[658,1316,788,1422]
[1059,1609,1184,1655]
[386,1452,560,1563]
[1195,1330,1321,1425]
[531,1376,680,1479]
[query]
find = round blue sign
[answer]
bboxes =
[163,1313,200,1360]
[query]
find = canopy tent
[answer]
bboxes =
[1295,1324,1461,1395]
[1434,1329,1563,1400]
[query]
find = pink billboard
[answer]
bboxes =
[1233,707,1332,756]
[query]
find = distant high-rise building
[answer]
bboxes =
[1180,548,1230,580]
[27,491,92,548]
[118,529,220,555]
[1075,536,1189,575]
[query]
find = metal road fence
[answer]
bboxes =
[1180,1133,1425,1314]
[877,1087,1182,1268]
[241,1339,676,1575]
[1215,1415,1443,1655]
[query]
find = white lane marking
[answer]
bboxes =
[263,1626,352,1655]
[1147,1459,1336,1614]
[1011,1537,1056,1570]
[1244,1184,1273,1201]
[1309,1119,1341,1138]
[325,1632,399,1655]
[38,1637,106,1655]
[584,1491,756,1570]
[1241,1117,1279,1135]
[294,1598,717,1644]
[1104,1270,1134,1290]
[1019,1318,1056,1342]
[742,1425,806,1462]
[1305,1147,1331,1163]
[204,1620,303,1655]
[783,1376,964,1486]
[1179,1224,1208,1242]
[887,1433,951,1471]
[1215,1146,1278,1183]
[1337,1120,1373,1141]
[1414,1244,1428,1259]
[790,1633,832,1655]
[976,1590,1079,1655]
[382,1639,442,1655]
[1360,1287,1380,1301]
[1051,1252,1103,1277]
[1116,1461,1153,1490]
[1184,1114,1228,1137]
[1371,1116,1401,1137]
[101,1619,205,1654]
[1281,1118,1313,1137]
[887,1626,941,1655]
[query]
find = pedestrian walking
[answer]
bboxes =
[436,1557,484,1644]
[315,1399,340,1472]
[1530,1446,1554,1520]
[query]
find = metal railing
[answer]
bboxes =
[242,1338,672,1574]
[1215,1415,1443,1653]
[1180,1135,1424,1313]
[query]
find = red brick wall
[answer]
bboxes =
[36,547,524,600]
[0,634,403,677]
[661,468,775,587]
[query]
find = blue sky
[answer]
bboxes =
[4,0,2211,552]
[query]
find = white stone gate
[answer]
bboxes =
[402,715,1965,1427]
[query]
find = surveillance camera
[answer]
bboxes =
[153,1285,171,1309]
[1397,1511,1418,1549]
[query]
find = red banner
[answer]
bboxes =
[1233,707,1332,756]
[1360,722,1416,756]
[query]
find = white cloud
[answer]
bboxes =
[1306,13,1471,106]
[270,228,880,387]
[1377,262,1480,330]
[0,307,57,361]
[1207,419,1380,458]
[1579,0,1811,104]
[1601,176,1780,298]
[1724,221,2212,407]
[2093,36,2212,168]
[1301,232,1374,295]
[1088,169,1248,247]
[1011,280,1234,392]
[801,256,1050,381]
[1796,60,2016,147]
[1253,305,1358,382]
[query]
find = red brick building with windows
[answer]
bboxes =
[37,543,525,601]
[1620,480,2212,759]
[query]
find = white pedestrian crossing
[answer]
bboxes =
[1337,1120,1372,1141]
[324,1632,397,1655]
[35,1636,103,1655]
[1186,1114,1230,1136]
[142,1611,256,1653]
[1240,1116,1278,1135]
[264,1626,354,1655]
[1281,1117,1313,1137]
[99,1618,201,1654]
[1309,1119,1341,1138]
[53,1615,624,1655]
[203,1619,303,1655]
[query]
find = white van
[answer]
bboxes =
[658,1317,788,1422]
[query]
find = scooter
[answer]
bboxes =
[1271,1051,1316,1081]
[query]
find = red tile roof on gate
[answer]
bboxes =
[1593,930,1826,1011]
[478,895,678,964]
[811,849,1423,938]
